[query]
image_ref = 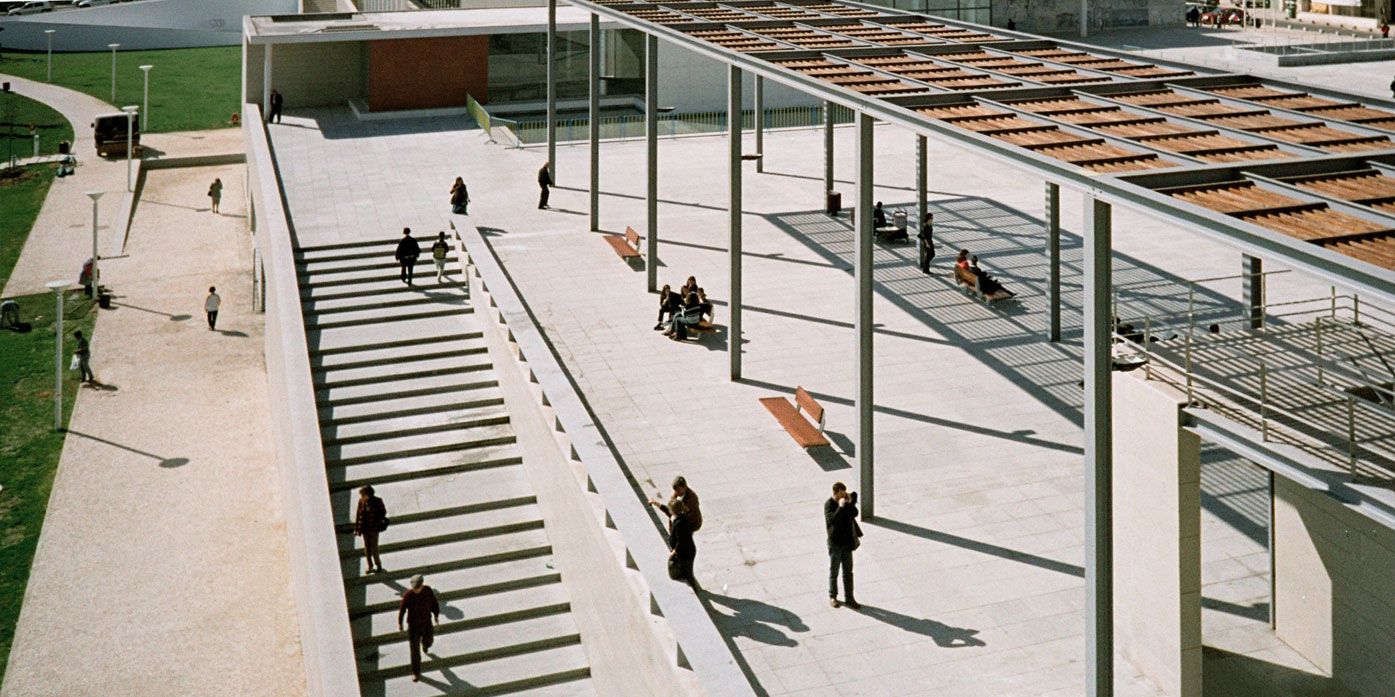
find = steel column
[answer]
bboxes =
[546,0,557,181]
[754,75,764,173]
[646,34,659,293]
[1244,254,1265,330]
[262,44,272,119]
[856,112,875,520]
[915,135,927,231]
[729,66,743,381]
[1084,195,1114,697]
[1080,0,1089,37]
[1047,182,1062,342]
[588,15,600,232]
[824,100,835,203]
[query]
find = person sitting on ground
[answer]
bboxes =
[450,176,470,215]
[655,284,682,331]
[664,292,703,340]
[0,300,20,330]
[873,201,887,229]
[970,255,1013,297]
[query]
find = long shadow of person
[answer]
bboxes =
[702,591,809,648]
[856,604,986,648]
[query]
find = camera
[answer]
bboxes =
[849,491,858,504]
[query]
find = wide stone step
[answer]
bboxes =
[310,331,483,360]
[342,539,553,589]
[311,338,487,373]
[301,279,466,303]
[314,353,494,390]
[334,496,537,536]
[304,304,472,331]
[299,257,447,278]
[352,591,572,648]
[328,455,531,513]
[316,371,498,406]
[325,444,523,492]
[297,238,410,254]
[320,389,505,426]
[297,246,448,264]
[308,316,482,355]
[322,401,509,443]
[341,521,550,582]
[323,423,517,468]
[347,562,561,617]
[306,292,468,316]
[297,254,459,274]
[361,643,591,697]
[356,613,584,682]
[337,500,543,558]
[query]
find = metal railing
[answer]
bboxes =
[513,104,854,145]
[467,95,522,149]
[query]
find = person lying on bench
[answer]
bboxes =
[969,255,1014,298]
[664,292,703,340]
[655,284,682,331]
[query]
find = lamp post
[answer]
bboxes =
[44,30,54,82]
[86,191,103,300]
[45,280,69,431]
[121,105,137,191]
[139,65,152,131]
[107,43,120,102]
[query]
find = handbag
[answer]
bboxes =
[667,556,686,580]
[69,354,81,371]
[852,521,864,551]
[378,516,390,533]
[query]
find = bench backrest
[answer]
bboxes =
[795,386,824,429]
[626,226,641,249]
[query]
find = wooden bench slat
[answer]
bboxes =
[760,397,829,448]
[625,225,643,249]
[795,386,824,426]
[604,234,641,258]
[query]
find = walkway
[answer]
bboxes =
[0,74,129,298]
[0,165,307,697]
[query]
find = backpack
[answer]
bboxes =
[432,241,448,260]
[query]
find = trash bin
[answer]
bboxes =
[826,190,842,216]
[98,291,112,310]
[893,209,908,232]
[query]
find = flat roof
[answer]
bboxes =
[245,6,619,43]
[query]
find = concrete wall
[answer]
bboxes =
[368,36,489,110]
[1112,373,1202,697]
[265,41,369,109]
[989,0,1184,33]
[657,42,821,113]
[1275,477,1395,695]
[0,0,296,51]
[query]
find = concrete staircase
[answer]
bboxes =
[295,238,597,697]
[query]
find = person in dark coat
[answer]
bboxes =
[649,476,701,583]
[354,485,387,574]
[654,284,682,330]
[397,574,440,682]
[268,89,284,124]
[395,227,421,286]
[538,162,553,209]
[872,201,887,228]
[918,212,935,274]
[825,481,860,609]
[450,176,470,215]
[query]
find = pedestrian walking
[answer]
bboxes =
[204,286,221,330]
[395,227,421,286]
[208,178,223,214]
[398,574,440,683]
[74,330,95,384]
[354,485,387,574]
[649,476,702,583]
[537,161,553,209]
[825,481,861,609]
[918,212,935,274]
[268,89,284,124]
[431,232,450,283]
[450,177,470,215]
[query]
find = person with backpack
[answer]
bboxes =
[354,485,388,574]
[431,232,450,283]
[649,476,702,583]
[395,227,421,286]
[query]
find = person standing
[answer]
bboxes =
[397,574,440,683]
[354,485,387,574]
[431,232,449,284]
[648,476,702,583]
[395,227,421,286]
[204,286,221,330]
[268,89,284,124]
[825,481,860,609]
[74,330,95,384]
[450,177,470,215]
[917,212,935,275]
[537,161,553,210]
[208,178,223,214]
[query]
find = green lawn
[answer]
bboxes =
[0,92,74,163]
[0,291,96,688]
[0,46,241,133]
[0,165,56,291]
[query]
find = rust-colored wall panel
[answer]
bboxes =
[368,36,488,112]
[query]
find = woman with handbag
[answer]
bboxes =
[354,485,388,574]
[649,476,701,583]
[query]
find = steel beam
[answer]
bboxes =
[589,14,600,232]
[824,100,835,206]
[916,135,927,233]
[1047,182,1062,342]
[1084,195,1113,697]
[755,75,765,173]
[856,112,875,520]
[646,34,659,293]
[546,0,557,182]
[729,65,743,381]
[262,44,272,119]
[1244,254,1264,331]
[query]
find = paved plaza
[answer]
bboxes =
[265,95,1354,695]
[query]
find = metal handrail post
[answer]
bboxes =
[1315,317,1324,384]
[1354,295,1361,325]
[1143,316,1152,380]
[1347,396,1357,475]
[1188,283,1195,339]
[1260,359,1268,442]
[1331,286,1337,320]
[1186,335,1194,404]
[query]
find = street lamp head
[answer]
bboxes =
[121,105,138,114]
[45,280,70,292]
[85,191,104,201]
[108,43,120,49]
[139,64,153,72]
[44,29,54,35]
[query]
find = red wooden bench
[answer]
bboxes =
[604,226,643,260]
[759,386,829,448]
[954,265,1014,303]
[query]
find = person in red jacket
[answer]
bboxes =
[398,574,440,682]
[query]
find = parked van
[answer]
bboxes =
[7,1,54,15]
[91,113,141,157]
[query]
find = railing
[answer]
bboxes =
[513,104,854,145]
[467,94,522,149]
[356,0,413,10]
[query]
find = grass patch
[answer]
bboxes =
[0,46,240,133]
[0,165,57,293]
[0,92,74,160]
[0,289,97,688]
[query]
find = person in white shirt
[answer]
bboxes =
[205,286,221,330]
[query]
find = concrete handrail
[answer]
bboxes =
[455,224,757,697]
[243,102,362,697]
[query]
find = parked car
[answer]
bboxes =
[1199,8,1244,24]
[91,112,141,158]
[7,1,54,14]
